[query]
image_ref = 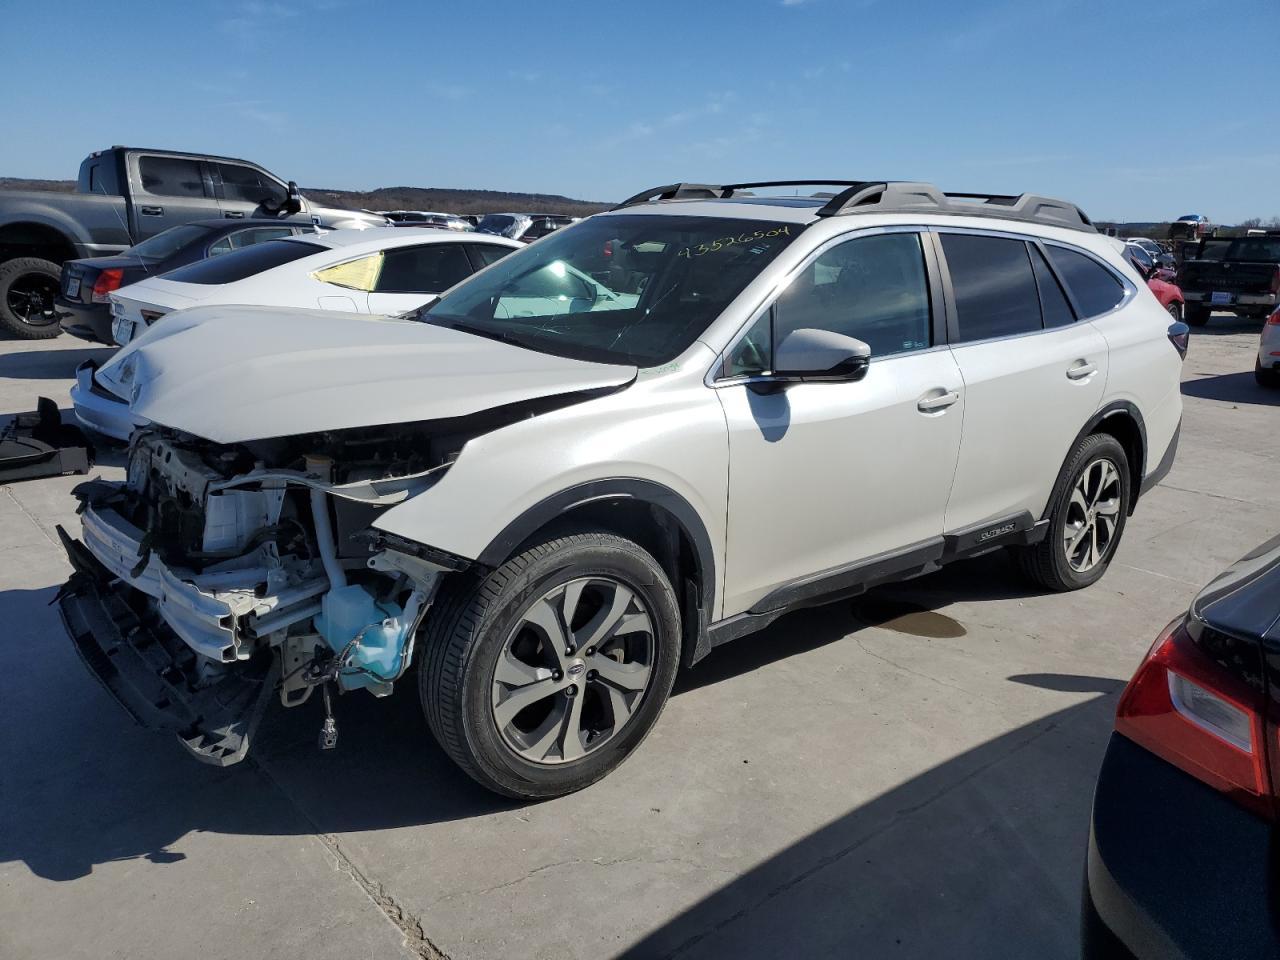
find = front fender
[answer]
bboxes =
[372,351,730,618]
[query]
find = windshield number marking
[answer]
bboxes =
[678,225,791,259]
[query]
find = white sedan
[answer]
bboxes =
[107,227,520,346]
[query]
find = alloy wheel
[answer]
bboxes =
[6,272,60,328]
[491,577,655,765]
[1062,458,1122,573]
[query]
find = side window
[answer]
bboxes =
[940,234,1042,343]
[216,163,287,207]
[467,243,513,268]
[724,310,773,378]
[313,254,384,291]
[1030,245,1076,328]
[773,232,932,358]
[375,245,473,293]
[209,227,295,257]
[137,156,206,198]
[1046,246,1126,318]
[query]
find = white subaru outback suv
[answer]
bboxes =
[57,180,1186,799]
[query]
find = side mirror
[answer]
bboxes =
[773,328,871,382]
[284,181,303,215]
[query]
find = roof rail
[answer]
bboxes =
[612,183,729,209]
[815,182,1095,232]
[613,180,873,210]
[612,179,1096,233]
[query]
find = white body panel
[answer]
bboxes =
[945,321,1108,530]
[373,350,733,617]
[715,349,965,616]
[95,306,636,444]
[1259,316,1280,372]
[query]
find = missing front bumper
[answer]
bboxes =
[56,527,278,766]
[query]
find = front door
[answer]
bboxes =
[716,230,965,617]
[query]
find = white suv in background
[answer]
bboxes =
[57,180,1186,799]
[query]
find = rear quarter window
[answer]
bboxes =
[160,240,325,285]
[1045,246,1126,318]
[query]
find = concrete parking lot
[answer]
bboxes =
[0,318,1274,960]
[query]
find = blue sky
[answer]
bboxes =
[1,0,1277,222]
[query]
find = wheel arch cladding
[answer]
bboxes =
[476,479,716,669]
[1076,402,1147,516]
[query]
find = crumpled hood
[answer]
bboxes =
[104,305,636,443]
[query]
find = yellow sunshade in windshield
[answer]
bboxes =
[313,252,384,291]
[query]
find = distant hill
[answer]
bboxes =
[0,177,610,216]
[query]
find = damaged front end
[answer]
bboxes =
[56,423,469,766]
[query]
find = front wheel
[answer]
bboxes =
[1014,433,1131,592]
[421,530,681,799]
[1166,301,1182,323]
[0,257,63,339]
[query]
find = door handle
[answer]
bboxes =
[140,205,164,216]
[224,211,245,219]
[917,390,960,413]
[1066,361,1097,380]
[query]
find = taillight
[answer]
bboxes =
[603,240,613,258]
[1267,306,1280,326]
[91,268,124,303]
[1115,617,1272,818]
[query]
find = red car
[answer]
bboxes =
[1126,242,1185,321]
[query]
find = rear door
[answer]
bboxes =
[365,243,478,314]
[938,230,1112,533]
[128,153,220,240]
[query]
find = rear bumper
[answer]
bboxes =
[69,361,148,442]
[55,297,113,344]
[56,525,278,766]
[1085,734,1279,959]
[1183,291,1277,307]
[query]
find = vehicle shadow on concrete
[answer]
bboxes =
[1181,372,1280,407]
[0,551,1053,886]
[0,346,113,379]
[622,674,1125,959]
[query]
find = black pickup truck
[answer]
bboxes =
[1176,233,1280,326]
[0,147,384,338]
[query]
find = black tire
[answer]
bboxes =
[1184,304,1210,327]
[0,257,63,339]
[1256,359,1280,389]
[1166,301,1181,323]
[1014,433,1131,592]
[421,530,681,799]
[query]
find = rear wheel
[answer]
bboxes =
[421,530,681,799]
[0,258,63,339]
[1166,301,1182,323]
[1014,433,1131,592]
[1256,359,1280,389]
[1184,304,1210,327]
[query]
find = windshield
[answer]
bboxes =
[127,223,216,261]
[422,214,800,366]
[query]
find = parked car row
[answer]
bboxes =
[0,146,387,339]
